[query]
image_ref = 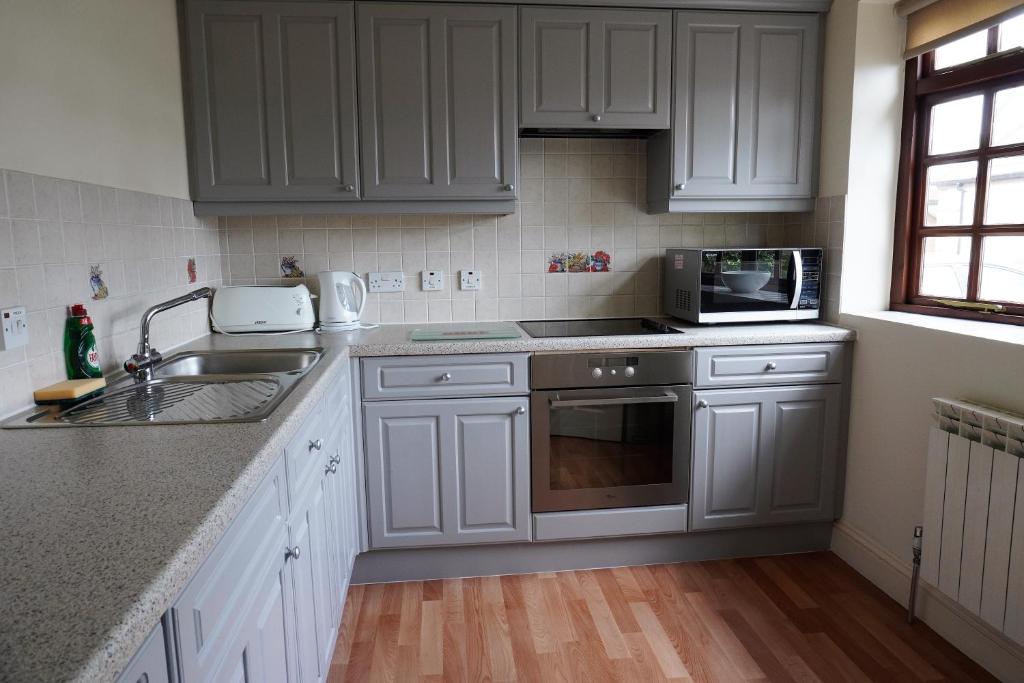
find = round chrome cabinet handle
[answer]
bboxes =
[325,462,338,475]
[674,183,685,191]
[765,362,778,371]
[696,400,709,409]
[624,366,635,378]
[330,454,341,465]
[515,406,526,415]
[591,368,603,379]
[503,183,515,192]
[309,439,323,451]
[592,114,602,122]
[343,184,355,192]
[285,546,301,561]
[439,372,452,382]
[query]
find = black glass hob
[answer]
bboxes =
[518,318,680,338]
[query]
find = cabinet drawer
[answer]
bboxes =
[284,399,328,506]
[361,354,529,400]
[695,343,846,388]
[172,459,288,683]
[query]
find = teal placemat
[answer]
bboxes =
[410,325,522,341]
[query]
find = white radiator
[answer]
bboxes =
[923,398,1024,646]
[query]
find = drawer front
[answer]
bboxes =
[284,399,328,507]
[695,343,846,388]
[172,458,288,683]
[361,354,529,400]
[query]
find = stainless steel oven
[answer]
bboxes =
[530,350,693,513]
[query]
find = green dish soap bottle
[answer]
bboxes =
[64,304,102,379]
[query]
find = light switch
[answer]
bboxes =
[368,271,405,293]
[0,306,29,351]
[421,270,444,291]
[460,270,482,291]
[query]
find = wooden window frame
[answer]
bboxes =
[890,30,1024,327]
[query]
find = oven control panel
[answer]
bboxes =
[531,350,694,389]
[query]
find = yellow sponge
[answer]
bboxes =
[33,377,107,404]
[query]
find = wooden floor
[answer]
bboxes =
[326,552,994,682]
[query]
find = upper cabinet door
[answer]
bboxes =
[668,11,819,202]
[185,1,359,201]
[187,2,273,199]
[264,3,359,199]
[357,3,517,200]
[520,8,671,129]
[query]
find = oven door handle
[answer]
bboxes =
[549,392,679,409]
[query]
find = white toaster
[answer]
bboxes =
[211,285,315,333]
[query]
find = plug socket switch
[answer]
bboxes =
[0,306,29,351]
[460,270,482,291]
[421,270,444,291]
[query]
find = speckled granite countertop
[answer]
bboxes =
[0,319,853,682]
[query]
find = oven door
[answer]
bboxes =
[531,385,692,513]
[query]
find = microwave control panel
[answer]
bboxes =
[798,250,822,309]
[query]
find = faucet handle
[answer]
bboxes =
[124,350,163,378]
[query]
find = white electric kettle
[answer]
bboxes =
[317,271,367,332]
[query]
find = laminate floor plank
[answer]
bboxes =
[328,552,996,682]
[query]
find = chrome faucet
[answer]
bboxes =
[124,287,213,382]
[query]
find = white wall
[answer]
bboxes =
[0,0,189,198]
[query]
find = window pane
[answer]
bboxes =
[985,156,1024,224]
[934,30,989,69]
[998,12,1024,52]
[923,161,978,226]
[980,236,1024,304]
[919,236,972,299]
[928,95,983,154]
[991,85,1024,147]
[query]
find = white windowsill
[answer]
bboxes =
[839,309,1024,348]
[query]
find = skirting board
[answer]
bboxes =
[352,522,832,584]
[831,519,1024,682]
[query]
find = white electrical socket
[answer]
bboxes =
[0,306,29,351]
[368,271,405,293]
[421,270,444,291]
[460,270,482,291]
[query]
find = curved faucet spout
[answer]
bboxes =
[126,287,213,382]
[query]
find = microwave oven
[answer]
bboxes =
[663,248,822,324]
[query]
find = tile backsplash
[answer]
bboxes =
[0,169,222,417]
[219,138,815,324]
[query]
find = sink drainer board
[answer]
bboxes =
[58,377,281,425]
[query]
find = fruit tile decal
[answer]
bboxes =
[547,250,612,273]
[187,257,197,284]
[280,255,305,278]
[89,265,109,300]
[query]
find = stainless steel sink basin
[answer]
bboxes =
[3,348,324,428]
[153,349,322,378]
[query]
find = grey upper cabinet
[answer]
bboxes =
[647,11,820,213]
[364,396,530,548]
[520,7,671,129]
[357,3,518,200]
[185,1,359,201]
[691,384,840,530]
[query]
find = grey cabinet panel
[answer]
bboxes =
[185,1,359,201]
[694,343,846,388]
[691,384,840,530]
[283,398,326,507]
[269,5,360,198]
[520,8,670,129]
[116,624,169,683]
[188,5,272,197]
[364,406,445,546]
[358,3,517,200]
[648,11,819,212]
[288,492,321,683]
[692,398,763,528]
[364,397,530,548]
[361,353,529,400]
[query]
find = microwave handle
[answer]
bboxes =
[550,392,679,409]
[789,249,803,310]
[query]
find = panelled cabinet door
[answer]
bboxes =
[520,8,671,129]
[116,624,170,683]
[668,11,819,202]
[185,1,359,200]
[363,397,530,548]
[691,385,840,530]
[288,499,323,683]
[357,3,517,199]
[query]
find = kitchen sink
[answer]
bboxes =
[3,348,324,428]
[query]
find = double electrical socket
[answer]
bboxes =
[368,271,405,293]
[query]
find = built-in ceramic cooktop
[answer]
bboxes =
[517,318,681,338]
